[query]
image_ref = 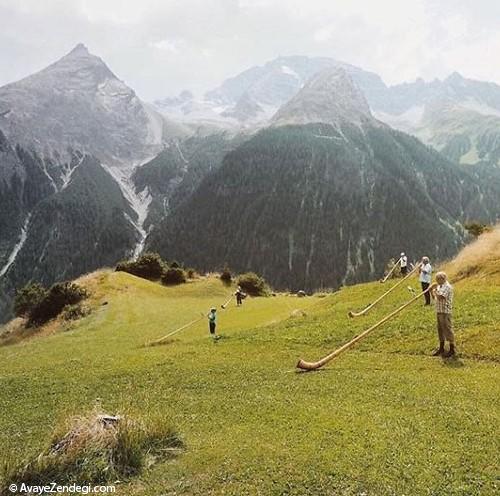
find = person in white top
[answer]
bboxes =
[419,256,432,306]
[400,252,408,276]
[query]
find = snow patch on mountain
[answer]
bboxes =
[0,213,31,278]
[281,65,299,79]
[61,155,85,190]
[102,162,153,259]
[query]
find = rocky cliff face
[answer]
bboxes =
[0,43,181,167]
[271,68,375,128]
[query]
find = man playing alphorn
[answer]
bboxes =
[432,272,456,357]
[419,256,432,306]
[400,252,408,276]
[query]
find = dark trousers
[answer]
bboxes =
[421,282,431,305]
[209,322,216,334]
[401,266,408,276]
[236,295,242,305]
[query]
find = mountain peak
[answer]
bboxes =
[271,67,373,128]
[445,71,465,84]
[68,43,90,57]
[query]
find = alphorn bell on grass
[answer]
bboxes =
[380,256,402,283]
[348,263,420,318]
[221,295,233,309]
[297,283,437,371]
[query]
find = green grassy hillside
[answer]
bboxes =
[0,242,499,494]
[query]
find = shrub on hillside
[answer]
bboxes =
[116,253,166,280]
[161,267,187,285]
[220,267,232,285]
[237,272,269,296]
[464,222,492,238]
[383,258,401,279]
[28,282,88,327]
[186,268,197,279]
[0,410,183,489]
[61,303,91,321]
[13,283,47,318]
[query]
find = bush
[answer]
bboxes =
[13,283,47,318]
[220,267,232,285]
[383,258,401,280]
[61,303,91,321]
[169,261,181,269]
[464,222,492,238]
[237,272,269,296]
[28,282,88,327]
[161,267,187,285]
[116,253,166,280]
[186,268,197,279]
[0,410,183,489]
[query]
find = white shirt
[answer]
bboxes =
[400,256,408,268]
[419,263,432,283]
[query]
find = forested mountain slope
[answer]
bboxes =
[149,69,498,290]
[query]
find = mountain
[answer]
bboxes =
[0,45,191,322]
[131,131,247,231]
[271,68,374,128]
[155,59,500,168]
[0,43,182,167]
[373,73,500,166]
[154,55,389,125]
[148,70,498,291]
[0,127,139,320]
[3,154,137,288]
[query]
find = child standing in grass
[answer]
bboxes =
[207,307,219,340]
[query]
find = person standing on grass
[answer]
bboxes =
[207,307,219,340]
[432,272,456,357]
[235,286,245,306]
[419,256,433,305]
[400,252,408,276]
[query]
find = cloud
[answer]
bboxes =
[0,0,498,100]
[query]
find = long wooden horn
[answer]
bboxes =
[298,283,436,371]
[147,314,204,346]
[380,257,402,283]
[221,295,233,309]
[348,263,419,318]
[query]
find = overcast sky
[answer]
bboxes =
[0,0,498,101]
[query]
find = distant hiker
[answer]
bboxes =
[207,307,219,340]
[235,286,245,306]
[431,272,456,357]
[419,256,432,305]
[400,252,408,276]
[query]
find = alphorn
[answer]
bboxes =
[380,257,402,283]
[297,283,437,371]
[221,295,233,309]
[147,314,204,346]
[348,263,419,318]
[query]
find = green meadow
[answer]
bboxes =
[0,269,498,495]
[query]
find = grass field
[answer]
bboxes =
[0,256,499,494]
